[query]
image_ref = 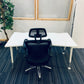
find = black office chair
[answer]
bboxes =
[24,28,52,79]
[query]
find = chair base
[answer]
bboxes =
[25,65,52,79]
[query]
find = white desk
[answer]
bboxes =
[5,32,77,69]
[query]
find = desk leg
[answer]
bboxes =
[62,47,66,54]
[68,47,73,70]
[16,47,18,50]
[10,47,14,63]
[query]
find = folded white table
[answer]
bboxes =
[5,32,77,70]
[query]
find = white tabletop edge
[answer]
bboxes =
[5,32,77,48]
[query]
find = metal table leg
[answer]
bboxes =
[10,47,14,63]
[16,47,18,50]
[62,47,66,54]
[68,47,73,70]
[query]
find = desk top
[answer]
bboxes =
[5,32,77,48]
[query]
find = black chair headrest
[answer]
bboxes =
[29,28,47,38]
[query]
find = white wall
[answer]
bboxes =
[0,20,71,39]
[72,0,84,48]
[0,0,74,39]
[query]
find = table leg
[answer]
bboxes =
[10,47,14,63]
[68,47,73,70]
[62,47,66,54]
[16,47,18,50]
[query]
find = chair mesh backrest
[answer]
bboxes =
[29,28,47,38]
[24,40,51,60]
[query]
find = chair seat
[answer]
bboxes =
[27,54,50,65]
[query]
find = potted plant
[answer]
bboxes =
[0,0,14,41]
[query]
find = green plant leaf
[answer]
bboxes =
[0,0,14,40]
[0,30,2,32]
[1,27,5,30]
